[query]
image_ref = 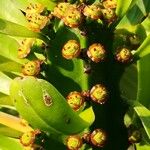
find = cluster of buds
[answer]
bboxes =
[53,3,83,28]
[20,129,47,149]
[66,129,107,149]
[66,84,108,111]
[82,129,107,148]
[26,3,51,32]
[62,40,107,63]
[83,1,117,23]
[101,0,117,23]
[53,1,117,28]
[22,60,41,76]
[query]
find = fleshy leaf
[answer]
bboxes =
[0,72,11,95]
[136,144,150,150]
[133,102,150,139]
[10,76,92,135]
[0,0,28,26]
[0,34,27,64]
[79,107,95,125]
[134,35,150,58]
[137,55,150,106]
[0,92,13,106]
[116,0,132,18]
[0,135,23,150]
[0,18,49,42]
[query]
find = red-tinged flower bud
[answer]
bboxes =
[27,13,49,32]
[87,43,106,63]
[18,39,35,59]
[66,135,83,150]
[90,129,107,147]
[20,130,47,149]
[53,3,70,19]
[22,60,41,76]
[115,48,133,63]
[20,130,35,146]
[66,91,85,111]
[83,3,103,20]
[102,8,116,23]
[90,84,108,104]
[62,40,81,59]
[26,3,45,14]
[102,0,117,9]
[63,5,83,28]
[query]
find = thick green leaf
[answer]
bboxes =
[0,124,22,138]
[0,93,13,106]
[10,77,93,135]
[0,34,27,64]
[116,0,150,29]
[136,144,150,150]
[79,107,95,125]
[141,16,150,35]
[116,0,132,18]
[0,72,11,95]
[11,0,30,11]
[0,56,22,73]
[137,55,150,107]
[134,35,150,58]
[0,0,28,26]
[0,18,49,42]
[134,102,150,139]
[119,64,138,101]
[0,135,23,150]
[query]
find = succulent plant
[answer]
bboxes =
[0,0,150,150]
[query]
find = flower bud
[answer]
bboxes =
[20,130,47,149]
[102,8,116,23]
[66,135,83,150]
[63,5,83,28]
[90,129,107,147]
[18,39,35,59]
[83,3,103,20]
[20,130,35,146]
[22,60,41,76]
[27,13,49,32]
[66,91,85,111]
[53,3,70,19]
[87,43,106,63]
[102,0,117,9]
[90,84,108,104]
[62,40,81,59]
[26,3,45,14]
[115,48,133,63]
